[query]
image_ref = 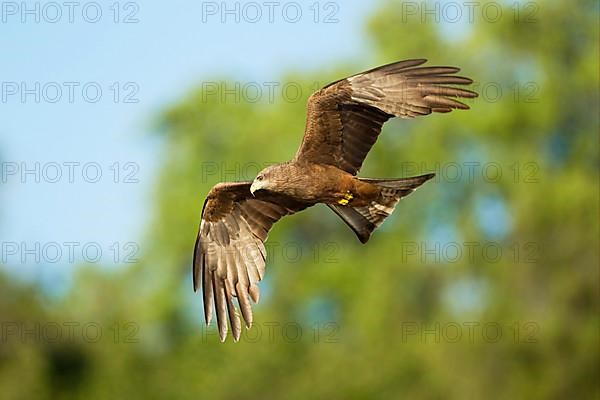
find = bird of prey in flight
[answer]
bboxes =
[193,59,477,341]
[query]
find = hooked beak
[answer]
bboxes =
[250,180,264,196]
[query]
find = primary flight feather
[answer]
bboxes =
[193,59,477,341]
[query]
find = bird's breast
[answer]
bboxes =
[280,163,377,206]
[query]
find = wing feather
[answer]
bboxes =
[295,59,478,174]
[213,274,228,342]
[194,181,310,341]
[202,249,214,324]
[224,283,242,342]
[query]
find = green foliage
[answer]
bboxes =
[1,1,598,398]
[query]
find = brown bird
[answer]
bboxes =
[193,59,477,341]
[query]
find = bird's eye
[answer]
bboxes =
[257,175,263,181]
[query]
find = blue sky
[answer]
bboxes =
[0,1,378,278]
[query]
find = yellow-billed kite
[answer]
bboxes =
[193,59,477,341]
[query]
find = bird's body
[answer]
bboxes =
[248,161,378,206]
[193,59,477,341]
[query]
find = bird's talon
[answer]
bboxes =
[338,192,353,205]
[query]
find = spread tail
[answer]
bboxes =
[327,173,435,243]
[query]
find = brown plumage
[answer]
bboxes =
[193,59,477,341]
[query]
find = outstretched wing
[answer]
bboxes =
[295,59,478,174]
[193,181,309,342]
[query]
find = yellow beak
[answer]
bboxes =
[250,180,264,195]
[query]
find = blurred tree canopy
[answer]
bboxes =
[1,0,598,399]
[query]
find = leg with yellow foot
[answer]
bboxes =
[337,192,353,205]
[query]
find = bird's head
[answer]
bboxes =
[250,164,286,195]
